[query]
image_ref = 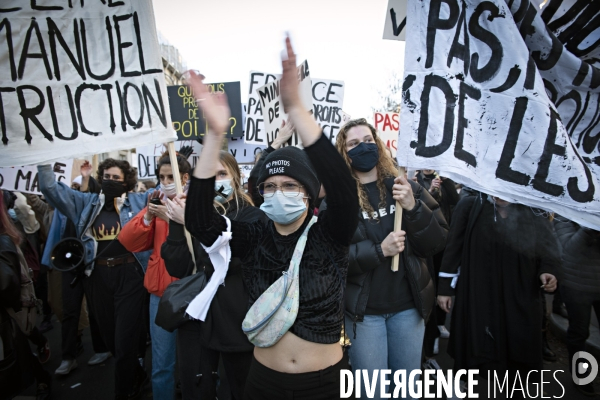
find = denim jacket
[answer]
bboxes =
[37,164,151,274]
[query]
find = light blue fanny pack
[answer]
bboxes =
[241,216,317,347]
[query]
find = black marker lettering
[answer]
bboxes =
[17,85,53,144]
[47,85,78,140]
[75,82,101,136]
[532,109,565,196]
[411,74,455,157]
[496,97,531,186]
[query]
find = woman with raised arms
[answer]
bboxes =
[184,37,359,399]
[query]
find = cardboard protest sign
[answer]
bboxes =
[168,82,243,140]
[399,0,600,229]
[0,161,73,195]
[228,136,266,164]
[312,79,345,143]
[374,112,400,157]
[245,71,280,145]
[257,60,312,148]
[136,141,202,180]
[383,0,408,41]
[0,1,175,167]
[239,164,254,185]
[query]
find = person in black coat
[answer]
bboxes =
[554,217,600,396]
[416,170,461,357]
[334,118,448,399]
[438,194,559,379]
[162,152,266,400]
[0,191,51,400]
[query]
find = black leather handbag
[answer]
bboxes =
[155,270,208,332]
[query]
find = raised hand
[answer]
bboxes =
[80,160,93,178]
[186,70,230,135]
[272,119,295,149]
[280,36,302,114]
[166,195,186,225]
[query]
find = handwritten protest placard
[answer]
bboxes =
[312,78,345,143]
[245,70,345,146]
[239,164,254,185]
[374,112,399,157]
[257,60,312,148]
[399,0,600,229]
[228,136,266,164]
[245,71,279,146]
[382,0,408,41]
[0,161,73,195]
[0,1,175,167]
[136,141,202,180]
[168,82,243,140]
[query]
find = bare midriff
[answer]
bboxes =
[253,331,343,373]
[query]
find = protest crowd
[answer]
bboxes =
[2,1,600,400]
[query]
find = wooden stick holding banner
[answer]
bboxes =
[391,166,406,272]
[167,141,197,270]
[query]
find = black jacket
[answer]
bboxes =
[554,218,600,294]
[439,194,559,369]
[162,200,266,352]
[343,179,448,324]
[416,172,460,224]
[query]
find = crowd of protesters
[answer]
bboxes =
[1,38,599,400]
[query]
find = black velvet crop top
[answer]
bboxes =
[185,133,359,344]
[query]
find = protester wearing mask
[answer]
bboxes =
[163,151,266,400]
[184,37,359,399]
[553,218,600,396]
[119,151,191,400]
[438,195,559,386]
[38,159,150,400]
[333,118,448,399]
[0,192,52,400]
[248,119,295,207]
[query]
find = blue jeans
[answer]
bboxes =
[149,294,177,400]
[346,308,425,400]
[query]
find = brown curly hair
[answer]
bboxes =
[335,118,398,220]
[97,159,137,191]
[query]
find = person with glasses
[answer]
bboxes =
[184,36,358,400]
[37,158,150,400]
[333,118,448,399]
[161,151,266,400]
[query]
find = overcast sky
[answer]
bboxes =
[151,0,406,120]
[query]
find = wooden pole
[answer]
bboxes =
[167,141,197,269]
[91,154,99,175]
[391,166,406,272]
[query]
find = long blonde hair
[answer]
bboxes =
[335,119,398,219]
[214,151,254,216]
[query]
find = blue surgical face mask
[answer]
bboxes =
[348,142,379,172]
[259,191,307,225]
[215,179,233,203]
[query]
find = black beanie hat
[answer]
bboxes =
[257,147,320,202]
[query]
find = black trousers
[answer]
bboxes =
[244,355,350,400]
[177,320,253,400]
[87,261,146,396]
[61,271,107,360]
[199,345,253,400]
[561,286,600,368]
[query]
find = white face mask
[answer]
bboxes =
[215,179,233,203]
[259,191,308,225]
[161,182,177,198]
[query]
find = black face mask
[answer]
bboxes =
[101,180,127,200]
[348,142,379,172]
